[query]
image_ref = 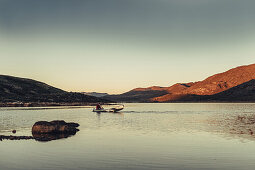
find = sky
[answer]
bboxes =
[0,0,255,94]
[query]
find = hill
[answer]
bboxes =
[103,89,168,102]
[205,79,255,102]
[104,64,255,102]
[0,75,109,103]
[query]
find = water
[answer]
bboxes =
[1,103,255,170]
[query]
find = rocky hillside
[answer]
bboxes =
[206,79,255,102]
[0,75,109,103]
[184,64,255,95]
[104,64,255,102]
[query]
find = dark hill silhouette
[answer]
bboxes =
[0,75,109,103]
[104,89,168,103]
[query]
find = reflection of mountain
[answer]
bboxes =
[104,64,255,102]
[0,75,109,103]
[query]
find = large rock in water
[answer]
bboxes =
[32,120,79,134]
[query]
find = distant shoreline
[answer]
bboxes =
[1,101,255,108]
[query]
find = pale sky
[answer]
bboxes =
[0,0,255,94]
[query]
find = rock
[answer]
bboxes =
[0,120,79,142]
[67,122,79,128]
[32,120,80,134]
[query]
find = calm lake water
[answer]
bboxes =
[1,103,255,170]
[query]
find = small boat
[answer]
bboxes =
[109,105,124,113]
[92,104,124,113]
[92,108,107,112]
[93,103,107,112]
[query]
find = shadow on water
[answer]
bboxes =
[32,131,78,142]
[96,112,124,116]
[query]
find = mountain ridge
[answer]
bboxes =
[104,64,255,102]
[0,75,109,103]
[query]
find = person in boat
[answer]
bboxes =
[96,103,102,110]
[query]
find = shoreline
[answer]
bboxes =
[1,101,255,108]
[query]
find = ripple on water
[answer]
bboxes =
[1,103,255,170]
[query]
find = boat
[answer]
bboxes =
[92,108,108,112]
[109,105,124,113]
[92,104,124,113]
[93,104,107,112]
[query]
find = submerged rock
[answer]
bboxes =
[32,120,79,134]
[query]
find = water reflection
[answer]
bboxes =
[2,104,255,170]
[96,112,101,120]
[0,131,78,142]
[32,131,78,142]
[95,112,124,118]
[1,104,255,143]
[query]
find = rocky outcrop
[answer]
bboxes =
[32,120,79,142]
[32,120,79,134]
[0,120,79,142]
